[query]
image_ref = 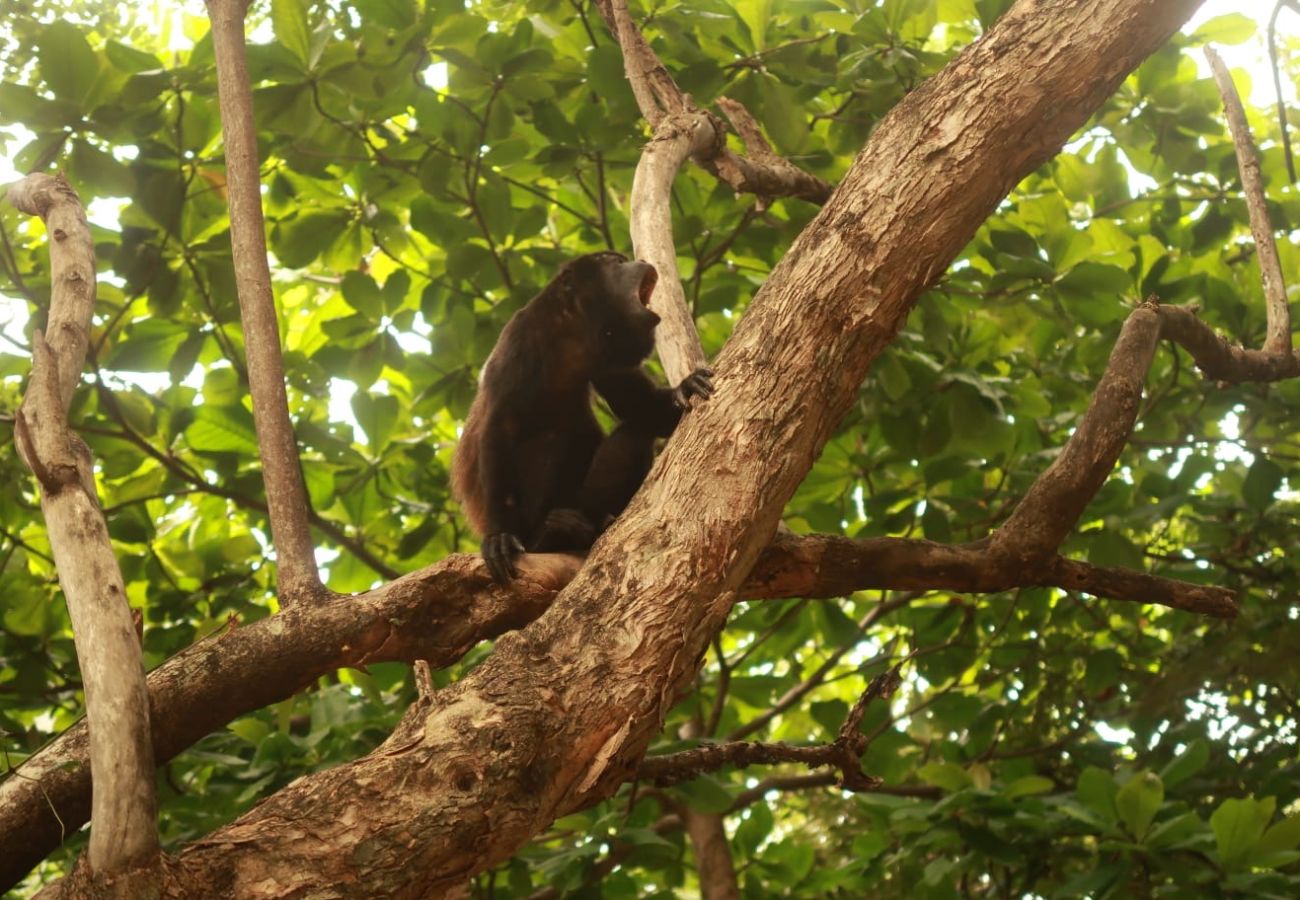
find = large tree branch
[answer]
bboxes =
[6,174,160,889]
[204,0,322,602]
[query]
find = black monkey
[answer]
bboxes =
[451,251,714,583]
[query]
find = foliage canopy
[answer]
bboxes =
[1,0,1299,896]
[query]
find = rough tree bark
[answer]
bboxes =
[7,174,160,893]
[132,0,1206,894]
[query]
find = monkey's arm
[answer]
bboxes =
[477,413,525,583]
[595,367,714,436]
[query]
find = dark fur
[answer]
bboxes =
[451,252,713,582]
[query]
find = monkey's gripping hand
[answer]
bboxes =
[672,367,716,410]
[482,532,525,584]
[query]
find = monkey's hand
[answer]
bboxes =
[672,367,716,409]
[482,532,525,584]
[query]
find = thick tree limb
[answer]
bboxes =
[1156,304,1300,380]
[1205,47,1291,355]
[0,553,575,889]
[205,0,322,602]
[6,174,160,887]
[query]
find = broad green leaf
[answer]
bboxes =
[1159,738,1210,788]
[38,22,99,103]
[1116,771,1164,841]
[675,775,734,814]
[1077,767,1118,823]
[1005,775,1055,798]
[186,404,260,455]
[1190,14,1256,45]
[1212,796,1275,870]
[1257,814,1300,855]
[917,762,972,792]
[272,0,312,66]
[1242,457,1283,510]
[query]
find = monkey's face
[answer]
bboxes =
[580,253,661,367]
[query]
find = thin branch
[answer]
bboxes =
[593,0,833,206]
[1268,1,1298,183]
[639,668,902,792]
[205,0,324,602]
[1205,46,1291,355]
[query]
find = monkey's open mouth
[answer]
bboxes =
[638,264,658,306]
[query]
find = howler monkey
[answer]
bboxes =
[451,251,714,583]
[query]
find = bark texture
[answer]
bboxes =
[6,174,160,884]
[147,1,1205,894]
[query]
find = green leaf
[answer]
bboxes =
[1190,13,1256,46]
[341,271,384,319]
[186,404,260,455]
[917,762,971,792]
[272,0,312,66]
[1211,796,1275,870]
[1159,738,1210,789]
[352,392,400,450]
[38,22,100,103]
[1005,775,1055,798]
[1257,814,1300,855]
[1077,767,1118,823]
[1115,771,1163,841]
[675,774,734,814]
[1242,457,1283,510]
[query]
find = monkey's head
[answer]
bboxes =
[565,252,661,367]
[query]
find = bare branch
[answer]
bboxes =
[204,0,322,602]
[1205,46,1291,355]
[991,303,1161,564]
[1156,303,1300,381]
[6,174,160,887]
[639,669,901,792]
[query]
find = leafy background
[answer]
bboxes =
[1,0,1299,896]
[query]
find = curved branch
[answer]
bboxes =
[7,174,160,884]
[1205,46,1291,355]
